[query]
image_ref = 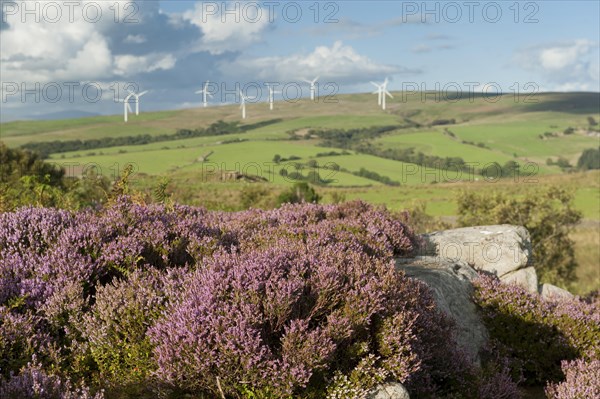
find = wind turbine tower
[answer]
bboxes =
[371,78,392,110]
[195,81,213,108]
[303,76,319,101]
[128,90,148,115]
[266,84,281,111]
[239,90,247,119]
[371,81,383,106]
[381,79,393,110]
[120,93,134,122]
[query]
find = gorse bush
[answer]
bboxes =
[472,274,600,385]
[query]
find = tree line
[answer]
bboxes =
[20,119,282,157]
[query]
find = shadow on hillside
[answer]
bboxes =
[521,92,600,115]
[477,300,578,390]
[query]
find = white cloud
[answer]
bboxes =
[412,44,432,54]
[412,36,455,54]
[182,2,270,54]
[0,4,108,82]
[220,41,417,83]
[124,34,147,44]
[114,53,177,76]
[307,14,425,38]
[426,33,452,41]
[539,40,594,70]
[517,39,599,91]
[551,82,596,92]
[57,32,114,80]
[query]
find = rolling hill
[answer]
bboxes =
[1,91,599,217]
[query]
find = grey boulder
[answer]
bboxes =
[500,266,539,293]
[396,256,487,363]
[421,225,532,277]
[367,383,410,399]
[540,283,574,300]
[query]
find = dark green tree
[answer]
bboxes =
[577,148,600,170]
[457,187,582,287]
[276,183,320,206]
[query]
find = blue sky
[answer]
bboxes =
[1,1,598,121]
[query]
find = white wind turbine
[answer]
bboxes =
[239,90,247,119]
[302,76,319,101]
[119,93,134,122]
[370,78,387,106]
[128,90,148,115]
[266,84,281,111]
[381,79,393,110]
[195,81,213,108]
[371,78,393,110]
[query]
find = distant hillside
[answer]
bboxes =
[1,92,598,191]
[1,110,101,123]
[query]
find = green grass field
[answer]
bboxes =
[2,91,599,217]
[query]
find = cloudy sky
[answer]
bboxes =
[1,0,599,121]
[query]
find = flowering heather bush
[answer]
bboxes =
[0,306,51,379]
[476,349,523,399]
[545,358,600,399]
[149,235,480,398]
[0,200,227,312]
[472,274,600,385]
[0,361,103,399]
[0,197,526,397]
[211,200,419,258]
[81,268,187,387]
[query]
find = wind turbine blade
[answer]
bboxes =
[127,89,135,96]
[313,76,320,83]
[372,90,380,95]
[127,103,133,112]
[385,91,393,99]
[370,82,381,88]
[195,90,203,94]
[207,93,214,98]
[138,91,148,97]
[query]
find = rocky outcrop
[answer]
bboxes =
[395,256,487,363]
[421,225,532,277]
[500,266,539,293]
[540,283,574,300]
[367,383,410,399]
[391,224,579,398]
[396,224,576,367]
